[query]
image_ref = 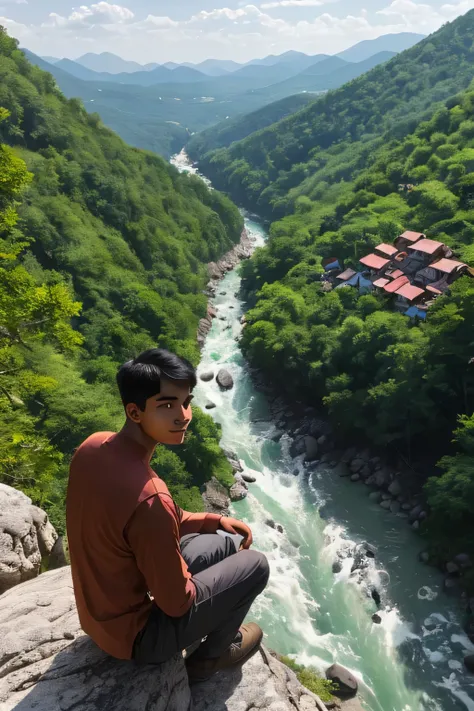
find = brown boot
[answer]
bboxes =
[186,623,263,683]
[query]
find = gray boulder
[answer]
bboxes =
[350,474,360,482]
[334,463,351,478]
[368,491,382,503]
[350,458,364,473]
[230,482,248,502]
[0,484,57,594]
[390,501,401,515]
[464,655,474,673]
[326,663,358,698]
[0,568,191,711]
[446,561,460,575]
[216,369,234,390]
[304,436,319,462]
[380,500,391,510]
[372,614,382,624]
[408,505,423,523]
[374,468,390,488]
[201,477,230,517]
[0,568,329,711]
[200,371,215,382]
[455,553,472,568]
[242,474,257,484]
[205,401,216,410]
[388,480,402,497]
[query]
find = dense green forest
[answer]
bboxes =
[222,15,474,557]
[197,11,474,220]
[0,27,244,533]
[187,94,315,160]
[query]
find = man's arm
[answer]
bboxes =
[179,508,222,536]
[126,495,196,618]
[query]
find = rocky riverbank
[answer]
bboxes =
[197,227,254,348]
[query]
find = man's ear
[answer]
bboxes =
[125,403,142,423]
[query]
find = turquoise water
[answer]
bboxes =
[172,151,474,711]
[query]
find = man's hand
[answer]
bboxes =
[220,517,253,549]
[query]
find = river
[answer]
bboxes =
[171,149,474,711]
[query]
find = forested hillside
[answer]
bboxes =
[198,11,474,218]
[187,94,315,158]
[237,78,474,554]
[0,27,243,532]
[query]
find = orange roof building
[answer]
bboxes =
[399,231,425,243]
[373,277,390,288]
[408,239,444,255]
[336,268,357,282]
[383,275,410,293]
[375,243,398,258]
[395,283,426,302]
[360,254,390,271]
[430,258,466,274]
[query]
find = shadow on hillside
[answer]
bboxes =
[10,635,242,711]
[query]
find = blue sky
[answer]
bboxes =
[1,0,473,63]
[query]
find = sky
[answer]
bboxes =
[0,0,473,63]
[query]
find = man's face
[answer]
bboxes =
[126,378,193,445]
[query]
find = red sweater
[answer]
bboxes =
[66,431,222,659]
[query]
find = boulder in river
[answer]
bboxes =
[464,655,474,673]
[368,491,382,503]
[332,560,343,574]
[242,473,257,484]
[326,663,358,698]
[205,401,216,410]
[304,436,319,462]
[230,482,248,502]
[372,614,382,624]
[334,463,350,478]
[390,501,401,515]
[200,370,215,382]
[217,369,234,390]
[265,519,276,529]
[388,480,402,497]
[350,474,360,482]
[350,458,364,473]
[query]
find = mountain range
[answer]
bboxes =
[43,34,424,78]
[22,33,425,159]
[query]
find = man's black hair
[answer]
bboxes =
[116,348,197,411]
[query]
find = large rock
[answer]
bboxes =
[0,568,329,711]
[194,647,329,711]
[304,436,319,462]
[326,663,358,698]
[201,477,230,517]
[0,484,57,594]
[230,482,248,502]
[200,371,215,382]
[0,568,192,711]
[217,369,234,390]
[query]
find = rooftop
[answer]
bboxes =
[373,277,390,288]
[430,258,466,274]
[376,243,398,257]
[395,283,426,301]
[387,269,404,280]
[399,230,425,243]
[336,268,357,282]
[360,254,390,271]
[383,275,410,293]
[407,238,444,255]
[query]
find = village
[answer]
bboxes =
[323,230,474,319]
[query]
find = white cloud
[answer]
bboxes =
[4,0,474,64]
[377,0,474,31]
[45,3,134,30]
[0,14,29,36]
[261,0,333,8]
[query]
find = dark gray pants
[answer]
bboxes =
[132,532,269,665]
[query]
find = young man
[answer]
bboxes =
[66,348,269,681]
